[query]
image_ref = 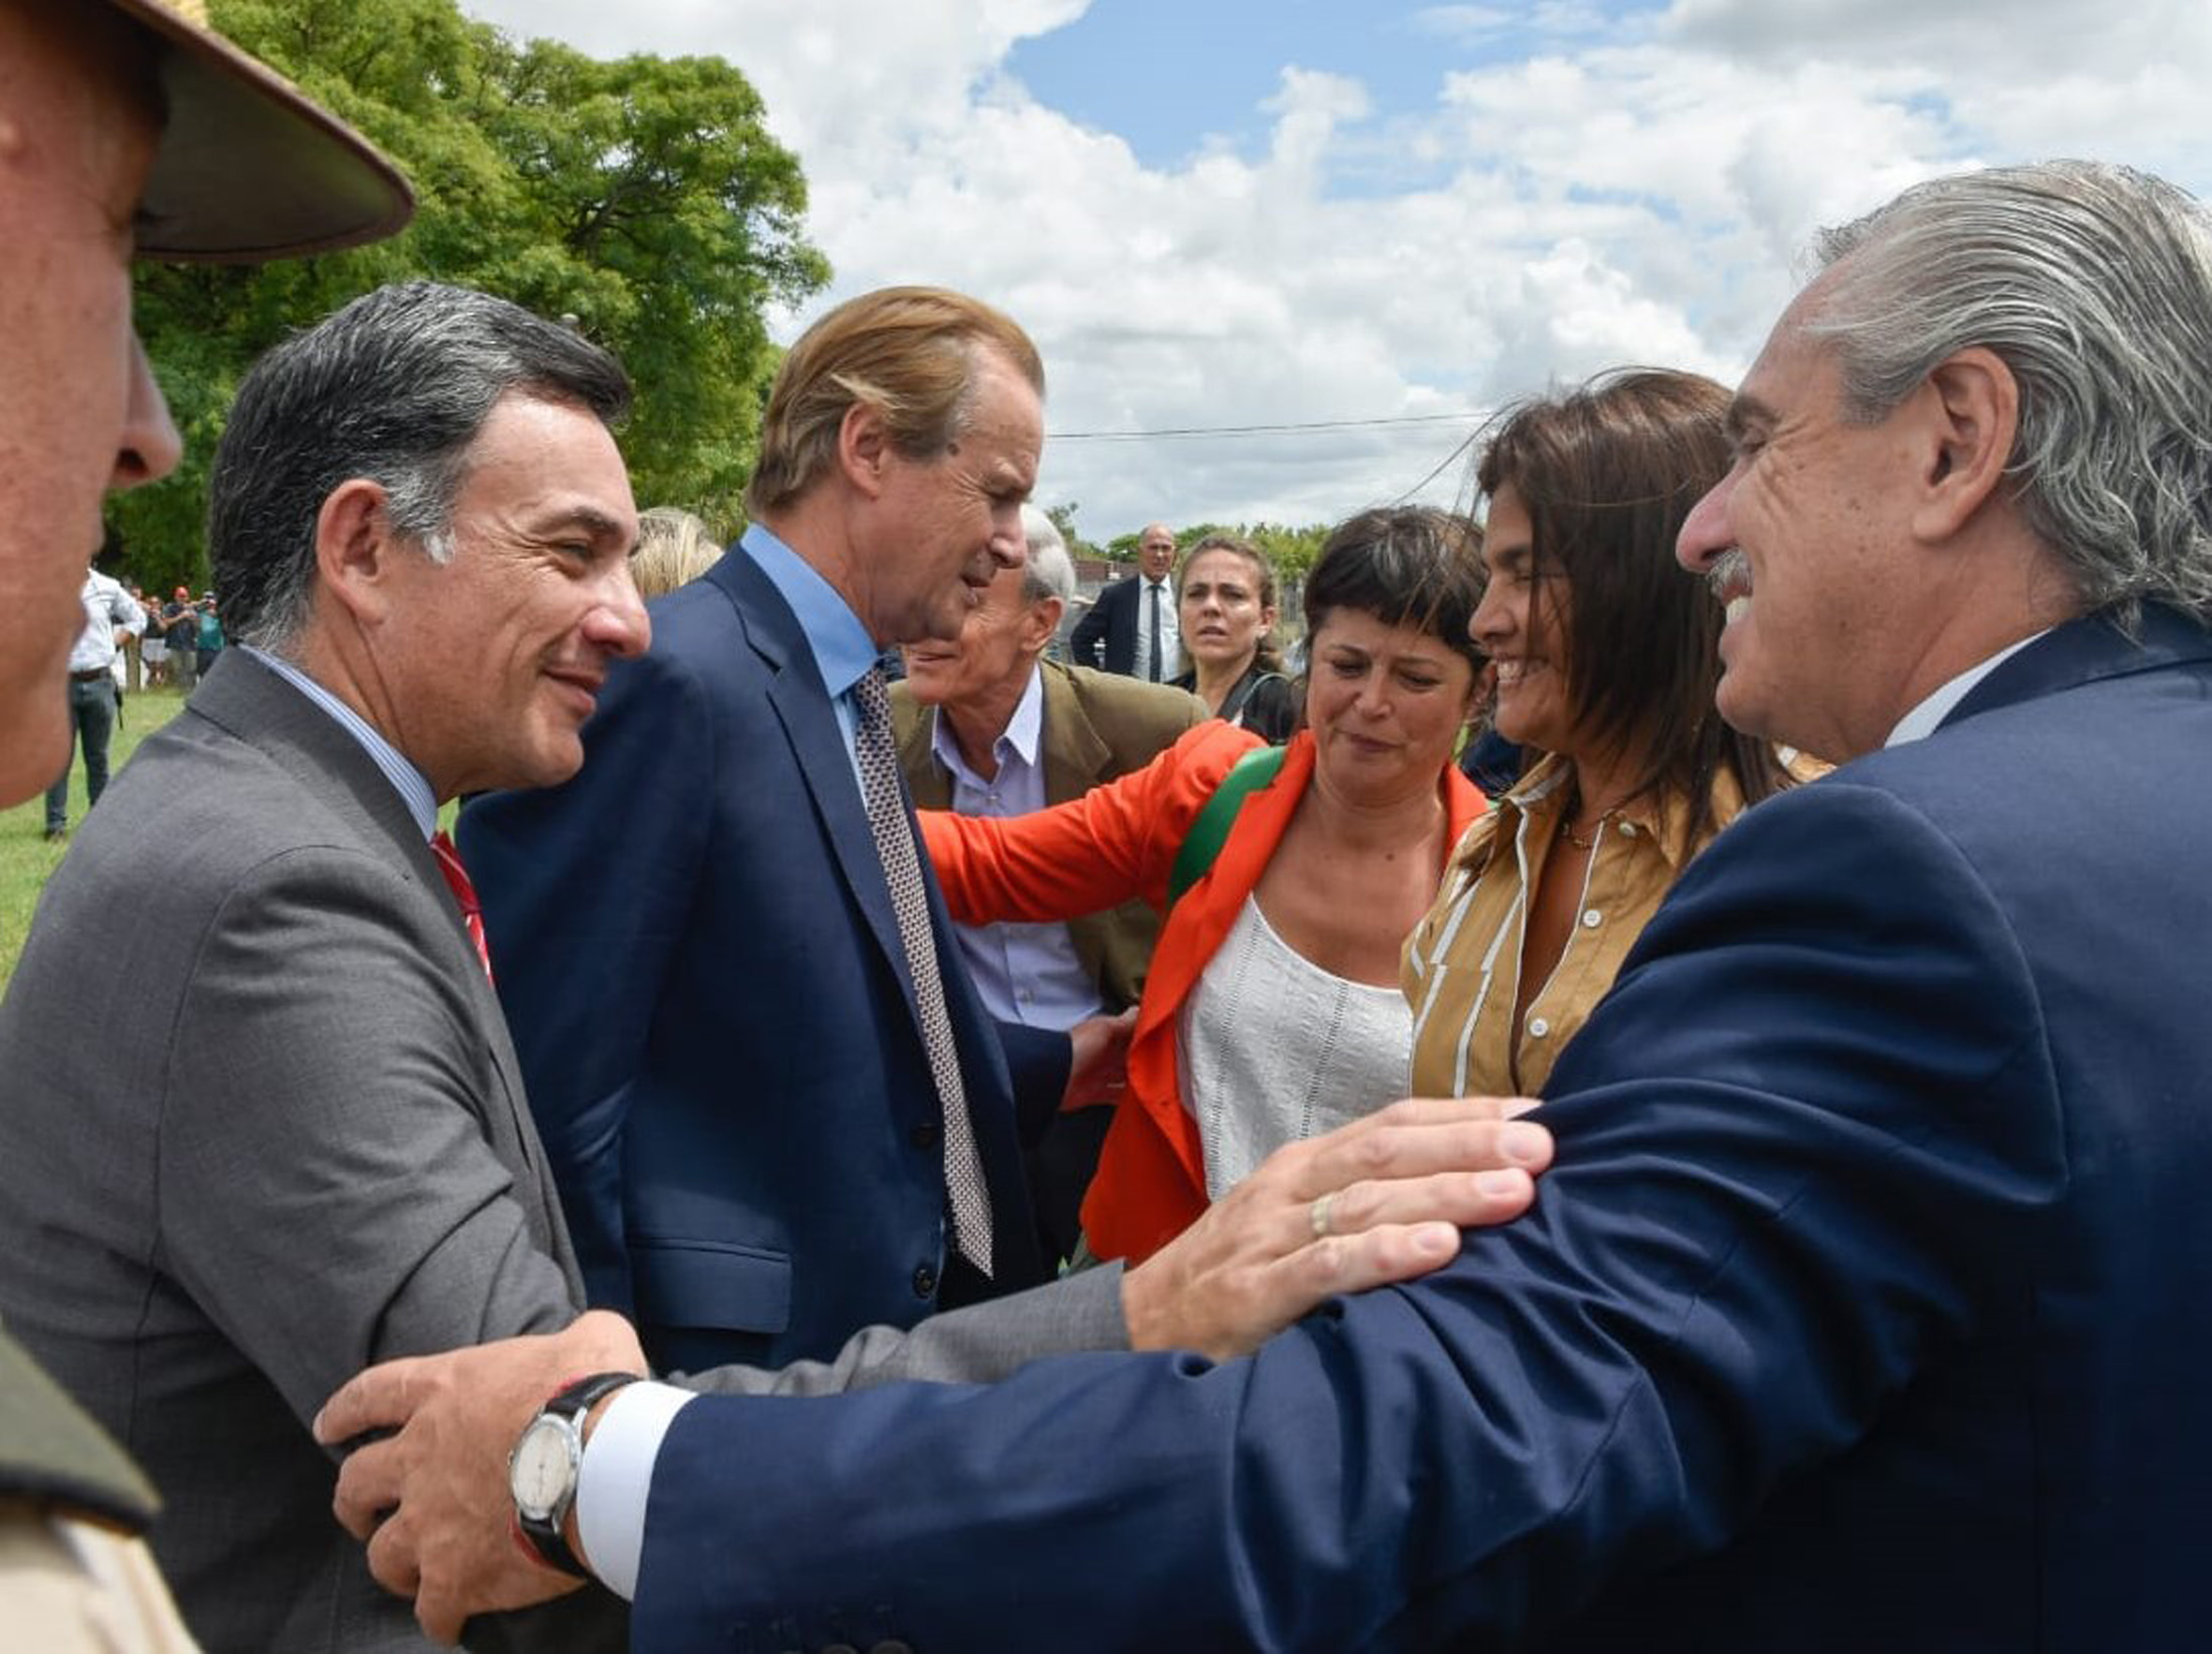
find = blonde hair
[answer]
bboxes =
[628,507,722,599]
[744,286,1044,518]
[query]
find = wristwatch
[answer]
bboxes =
[508,1370,640,1577]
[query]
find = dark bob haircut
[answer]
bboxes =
[1302,506,1485,677]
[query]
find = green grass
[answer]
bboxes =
[0,687,189,995]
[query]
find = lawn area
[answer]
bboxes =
[0,687,189,994]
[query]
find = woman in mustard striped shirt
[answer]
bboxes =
[1406,369,1808,1098]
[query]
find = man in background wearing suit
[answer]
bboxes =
[0,281,646,1651]
[1071,519,1180,678]
[895,504,1205,1259]
[328,160,2212,1653]
[0,0,410,1647]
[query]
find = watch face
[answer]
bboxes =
[509,1415,576,1522]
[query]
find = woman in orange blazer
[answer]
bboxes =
[922,507,1487,1265]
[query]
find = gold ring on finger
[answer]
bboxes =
[1309,1191,1335,1240]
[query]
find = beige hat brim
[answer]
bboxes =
[106,0,415,262]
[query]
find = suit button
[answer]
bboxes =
[911,1263,937,1298]
[909,1120,940,1150]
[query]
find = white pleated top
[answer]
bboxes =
[1176,894,1412,1199]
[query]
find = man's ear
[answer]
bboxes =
[1911,347,2019,543]
[838,401,891,501]
[1022,595,1064,654]
[313,479,404,627]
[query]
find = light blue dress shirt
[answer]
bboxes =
[738,522,879,782]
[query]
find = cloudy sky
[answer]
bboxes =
[460,0,2211,542]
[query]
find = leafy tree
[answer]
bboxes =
[1246,522,1330,583]
[1103,520,1330,583]
[113,0,828,591]
[1042,501,1101,561]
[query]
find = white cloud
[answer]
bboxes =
[1413,3,1612,46]
[459,0,2212,539]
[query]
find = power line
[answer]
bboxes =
[1047,411,1485,442]
[1392,427,1483,505]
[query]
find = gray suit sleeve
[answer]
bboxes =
[157,846,578,1429]
[674,1263,1130,1396]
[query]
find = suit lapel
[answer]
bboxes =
[1944,605,2212,731]
[1038,659,1115,806]
[893,693,955,811]
[186,656,549,1189]
[716,554,918,1014]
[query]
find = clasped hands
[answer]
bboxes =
[314,1093,1551,1643]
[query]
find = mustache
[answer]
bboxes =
[1705,549,1751,601]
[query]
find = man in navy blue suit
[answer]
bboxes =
[458,287,1086,1376]
[330,159,2212,1651]
[1069,520,1181,678]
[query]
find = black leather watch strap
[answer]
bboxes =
[513,1370,641,1577]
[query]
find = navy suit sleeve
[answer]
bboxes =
[628,778,2067,1651]
[995,1018,1073,1150]
[460,648,715,1317]
[1069,583,1114,672]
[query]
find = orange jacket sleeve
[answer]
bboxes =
[919,720,1265,925]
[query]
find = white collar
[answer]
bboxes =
[1883,629,2050,748]
[930,662,1045,782]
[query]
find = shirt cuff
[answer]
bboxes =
[575,1380,695,1601]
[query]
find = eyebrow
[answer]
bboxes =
[538,505,634,547]
[1320,639,1450,669]
[1724,392,1777,445]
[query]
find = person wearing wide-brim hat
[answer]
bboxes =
[0,2,408,1647]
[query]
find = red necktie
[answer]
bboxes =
[430,830,494,982]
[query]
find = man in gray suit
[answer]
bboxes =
[895,505,1204,1260]
[0,281,649,1652]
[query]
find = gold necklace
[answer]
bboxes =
[1559,813,1607,852]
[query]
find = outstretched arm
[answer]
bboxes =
[922,719,1260,924]
[316,1096,1554,1641]
[621,783,2054,1649]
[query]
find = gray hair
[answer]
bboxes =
[210,282,632,650]
[1020,504,1076,607]
[1804,160,2212,626]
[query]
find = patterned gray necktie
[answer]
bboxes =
[850,666,993,1275]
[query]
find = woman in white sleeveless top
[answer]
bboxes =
[922,509,1489,1263]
